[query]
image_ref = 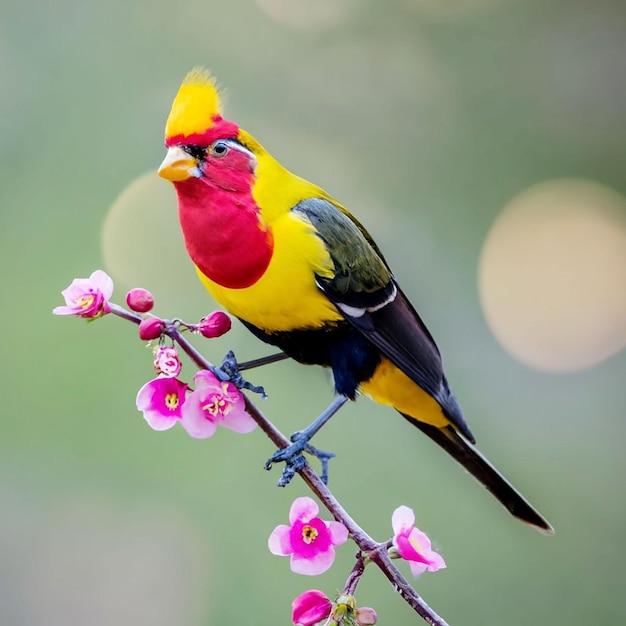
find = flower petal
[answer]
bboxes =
[289,496,319,525]
[327,521,349,546]
[391,505,415,534]
[408,561,429,578]
[292,590,332,626]
[220,407,257,433]
[290,548,335,576]
[142,408,180,431]
[396,533,429,564]
[89,270,114,299]
[193,369,220,389]
[52,305,75,316]
[180,391,218,439]
[425,551,446,572]
[268,524,293,556]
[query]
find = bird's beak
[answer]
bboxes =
[158,146,197,182]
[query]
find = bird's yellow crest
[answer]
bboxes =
[165,67,224,140]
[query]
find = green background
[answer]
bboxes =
[1,1,625,624]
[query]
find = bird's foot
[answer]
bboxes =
[264,395,348,486]
[265,431,336,486]
[210,350,267,398]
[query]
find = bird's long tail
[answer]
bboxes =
[403,415,554,534]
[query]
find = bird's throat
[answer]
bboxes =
[176,181,273,289]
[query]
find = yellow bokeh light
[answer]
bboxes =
[479,179,626,372]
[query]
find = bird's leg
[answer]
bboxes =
[265,394,349,486]
[236,352,289,371]
[211,350,285,398]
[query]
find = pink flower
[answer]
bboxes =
[53,270,114,318]
[391,506,446,577]
[197,311,232,338]
[291,590,332,626]
[268,496,348,575]
[180,370,256,439]
[136,376,188,430]
[154,346,182,377]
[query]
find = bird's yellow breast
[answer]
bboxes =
[196,210,343,332]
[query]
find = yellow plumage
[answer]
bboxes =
[165,67,223,139]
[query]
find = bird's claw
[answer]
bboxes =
[211,350,267,398]
[265,432,336,486]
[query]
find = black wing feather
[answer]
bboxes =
[293,197,473,440]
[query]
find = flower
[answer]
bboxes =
[291,590,332,626]
[154,346,182,377]
[126,288,154,313]
[136,376,188,430]
[139,318,165,340]
[268,496,348,575]
[180,370,256,439]
[53,270,114,318]
[197,311,232,338]
[391,505,446,577]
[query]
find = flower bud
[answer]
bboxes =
[291,590,332,626]
[356,607,378,626]
[198,311,232,338]
[139,318,165,341]
[154,346,182,377]
[126,288,155,313]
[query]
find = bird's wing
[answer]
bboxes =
[292,197,472,439]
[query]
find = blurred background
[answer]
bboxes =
[2,0,625,624]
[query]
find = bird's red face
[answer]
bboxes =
[158,125,273,290]
[159,113,257,194]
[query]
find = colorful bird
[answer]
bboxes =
[158,67,553,534]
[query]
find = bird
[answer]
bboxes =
[157,67,554,534]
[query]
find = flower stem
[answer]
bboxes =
[343,554,366,596]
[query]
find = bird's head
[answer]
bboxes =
[158,67,259,193]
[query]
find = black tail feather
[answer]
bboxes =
[403,415,554,535]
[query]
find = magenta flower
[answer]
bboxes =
[53,270,114,318]
[391,506,446,577]
[154,346,182,378]
[291,590,332,626]
[268,496,348,575]
[136,376,188,430]
[180,370,256,439]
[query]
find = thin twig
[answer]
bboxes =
[343,553,367,596]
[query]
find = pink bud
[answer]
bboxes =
[356,607,378,626]
[198,311,232,338]
[126,288,155,313]
[291,590,332,626]
[139,318,165,340]
[153,346,182,378]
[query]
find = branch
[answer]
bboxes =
[109,304,450,626]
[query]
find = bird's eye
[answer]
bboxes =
[210,141,230,158]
